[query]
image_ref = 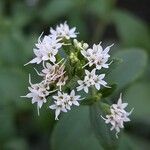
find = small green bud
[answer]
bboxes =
[69,52,78,63]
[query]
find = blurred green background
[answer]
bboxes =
[0,0,150,149]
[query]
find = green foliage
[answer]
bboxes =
[112,10,150,50]
[0,0,150,149]
[41,0,75,22]
[51,106,103,150]
[106,49,148,91]
[90,102,118,149]
[124,81,150,120]
[3,138,29,150]
[88,0,116,20]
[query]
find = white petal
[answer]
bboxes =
[95,83,100,90]
[50,55,56,63]
[84,86,89,93]
[73,101,79,106]
[103,44,114,54]
[55,108,61,120]
[38,100,43,108]
[49,104,57,110]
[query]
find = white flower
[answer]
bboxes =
[93,74,108,90]
[41,36,62,63]
[77,69,108,93]
[101,94,134,138]
[111,93,128,114]
[35,60,67,87]
[77,78,90,93]
[49,100,67,120]
[50,22,78,39]
[56,76,68,91]
[81,43,113,69]
[25,34,62,65]
[21,75,50,115]
[69,90,83,106]
[49,90,83,120]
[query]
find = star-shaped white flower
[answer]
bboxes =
[49,90,83,120]
[49,100,67,120]
[34,60,67,88]
[50,22,78,39]
[93,74,109,90]
[21,75,50,115]
[41,36,62,63]
[77,77,90,93]
[69,90,83,106]
[25,34,62,65]
[111,93,128,113]
[101,93,134,138]
[81,43,113,69]
[77,69,108,93]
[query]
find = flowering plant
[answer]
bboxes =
[21,22,133,139]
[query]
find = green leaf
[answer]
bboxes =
[100,84,117,98]
[41,0,75,21]
[106,49,148,91]
[105,58,123,76]
[124,81,150,120]
[112,10,150,50]
[0,109,16,143]
[123,134,150,150]
[89,102,118,149]
[118,134,140,150]
[69,13,88,40]
[51,106,103,150]
[0,68,28,110]
[88,0,116,20]
[3,138,29,150]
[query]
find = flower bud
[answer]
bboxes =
[83,43,89,49]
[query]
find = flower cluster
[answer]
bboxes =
[50,90,82,120]
[22,22,82,118]
[81,43,113,70]
[22,22,132,137]
[77,69,109,93]
[101,94,134,138]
